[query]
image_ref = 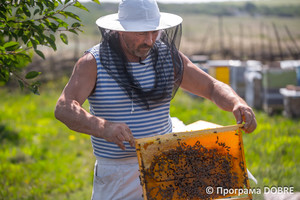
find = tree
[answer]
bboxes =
[244,2,257,16]
[0,0,100,94]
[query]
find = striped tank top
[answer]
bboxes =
[87,43,174,159]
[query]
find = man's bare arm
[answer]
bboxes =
[54,53,134,149]
[179,52,257,133]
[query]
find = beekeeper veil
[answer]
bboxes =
[95,0,183,110]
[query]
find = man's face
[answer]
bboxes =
[119,31,159,61]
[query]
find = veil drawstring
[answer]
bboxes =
[131,90,135,114]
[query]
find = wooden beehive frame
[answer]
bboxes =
[135,124,252,200]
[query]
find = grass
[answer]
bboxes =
[0,78,299,200]
[0,78,94,200]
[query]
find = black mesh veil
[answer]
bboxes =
[98,24,184,110]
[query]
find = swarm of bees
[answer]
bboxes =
[136,126,251,200]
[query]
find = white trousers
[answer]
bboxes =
[91,156,144,200]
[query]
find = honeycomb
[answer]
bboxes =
[135,123,252,200]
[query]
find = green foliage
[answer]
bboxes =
[0,0,100,94]
[0,78,94,200]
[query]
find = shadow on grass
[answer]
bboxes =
[0,123,20,145]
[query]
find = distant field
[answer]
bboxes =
[43,13,300,66]
[50,1,300,62]
[180,14,300,59]
[252,0,300,6]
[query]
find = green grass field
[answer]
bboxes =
[0,78,299,200]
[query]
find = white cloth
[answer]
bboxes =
[92,156,143,200]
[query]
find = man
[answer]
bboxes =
[54,0,257,199]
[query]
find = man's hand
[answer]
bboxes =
[178,52,257,133]
[101,121,135,150]
[232,104,257,133]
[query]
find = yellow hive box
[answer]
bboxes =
[208,66,230,85]
[135,122,252,200]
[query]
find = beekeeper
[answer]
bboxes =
[54,0,257,199]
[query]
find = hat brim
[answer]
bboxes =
[96,12,182,32]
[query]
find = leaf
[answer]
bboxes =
[73,1,89,12]
[34,49,45,59]
[25,71,41,79]
[71,22,81,28]
[32,24,43,36]
[30,0,35,6]
[23,5,31,18]
[31,85,40,95]
[0,69,10,82]
[62,11,81,21]
[34,35,44,45]
[16,7,23,16]
[22,34,29,44]
[18,53,32,63]
[30,81,41,95]
[4,42,19,51]
[50,34,56,42]
[53,17,68,28]
[17,29,24,37]
[60,33,68,44]
[65,0,71,5]
[4,41,19,50]
[53,1,59,9]
[76,28,83,33]
[0,11,7,20]
[45,1,55,10]
[58,11,67,18]
[0,5,7,13]
[44,20,58,32]
[18,80,24,90]
[13,33,19,41]
[92,0,100,4]
[68,29,78,35]
[29,39,37,49]
[45,11,55,17]
[45,36,57,51]
[34,9,40,16]
[36,2,44,12]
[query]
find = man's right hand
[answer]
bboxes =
[101,121,135,150]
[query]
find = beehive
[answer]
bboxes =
[208,66,230,85]
[262,68,297,114]
[135,124,252,200]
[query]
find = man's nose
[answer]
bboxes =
[144,33,154,46]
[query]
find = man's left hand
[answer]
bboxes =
[232,104,257,133]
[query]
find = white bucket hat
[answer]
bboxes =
[96,0,183,32]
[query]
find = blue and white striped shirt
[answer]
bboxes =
[87,43,174,159]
